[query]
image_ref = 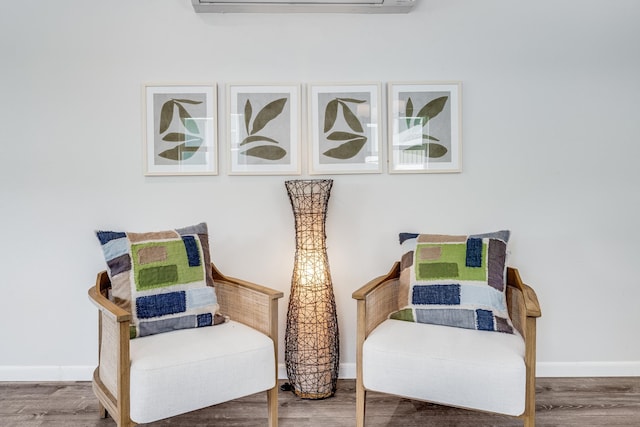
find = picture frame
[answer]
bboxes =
[388,82,462,173]
[227,84,301,175]
[309,83,382,174]
[144,84,217,176]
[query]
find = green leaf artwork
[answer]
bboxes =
[159,101,175,134]
[341,103,363,133]
[157,98,204,163]
[405,142,448,158]
[324,100,339,133]
[172,98,202,104]
[323,137,367,159]
[158,143,202,161]
[322,97,368,160]
[405,98,414,130]
[240,135,279,146]
[240,97,288,161]
[244,100,252,136]
[404,95,449,159]
[250,98,287,135]
[241,145,287,161]
[327,131,362,141]
[176,103,199,134]
[162,132,204,143]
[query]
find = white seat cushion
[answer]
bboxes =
[129,320,275,423]
[363,319,526,416]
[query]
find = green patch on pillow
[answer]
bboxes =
[389,308,415,322]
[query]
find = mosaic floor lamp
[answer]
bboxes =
[284,179,339,399]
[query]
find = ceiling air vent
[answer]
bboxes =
[191,0,416,13]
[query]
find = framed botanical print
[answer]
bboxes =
[309,83,382,174]
[388,82,462,173]
[227,84,301,175]
[144,84,217,176]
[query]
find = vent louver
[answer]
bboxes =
[191,0,416,13]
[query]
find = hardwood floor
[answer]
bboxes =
[0,378,638,426]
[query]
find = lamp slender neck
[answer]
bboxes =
[285,179,333,251]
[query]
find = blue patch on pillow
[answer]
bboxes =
[413,284,461,305]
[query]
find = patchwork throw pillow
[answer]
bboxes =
[96,222,225,338]
[391,230,514,334]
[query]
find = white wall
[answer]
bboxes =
[1,0,639,380]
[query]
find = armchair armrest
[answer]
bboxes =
[88,285,131,323]
[352,262,401,339]
[522,284,541,318]
[506,267,542,338]
[211,263,283,339]
[507,267,541,318]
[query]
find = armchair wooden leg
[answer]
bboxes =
[267,385,278,427]
[523,413,535,427]
[98,401,108,419]
[523,317,537,427]
[522,382,536,427]
[356,380,366,427]
[523,381,536,427]
[113,413,136,427]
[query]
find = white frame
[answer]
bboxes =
[388,82,462,173]
[144,84,217,176]
[309,83,382,174]
[227,83,301,175]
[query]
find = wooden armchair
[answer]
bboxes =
[353,263,541,427]
[88,262,283,427]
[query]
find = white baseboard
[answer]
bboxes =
[536,361,640,377]
[0,366,95,382]
[2,362,639,382]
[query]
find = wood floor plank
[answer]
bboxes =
[0,378,639,426]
